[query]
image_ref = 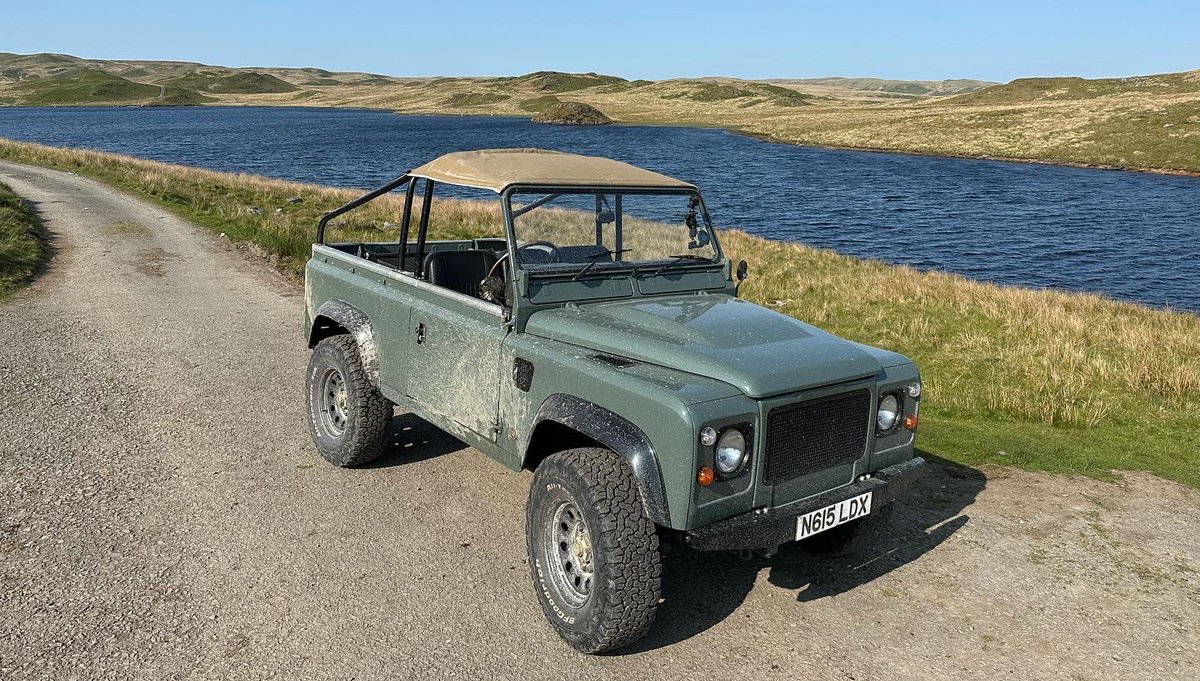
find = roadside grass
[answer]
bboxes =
[1,138,1197,487]
[718,230,1200,486]
[0,180,48,297]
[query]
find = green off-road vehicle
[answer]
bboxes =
[303,149,924,653]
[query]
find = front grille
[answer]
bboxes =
[763,389,871,486]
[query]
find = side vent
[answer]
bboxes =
[592,354,639,369]
[513,357,534,392]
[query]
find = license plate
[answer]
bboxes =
[795,491,873,541]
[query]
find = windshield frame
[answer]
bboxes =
[500,184,724,279]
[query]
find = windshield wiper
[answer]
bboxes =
[652,253,713,275]
[572,248,631,281]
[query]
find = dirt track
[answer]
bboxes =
[0,161,1197,680]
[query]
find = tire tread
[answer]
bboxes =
[307,335,392,467]
[527,447,661,653]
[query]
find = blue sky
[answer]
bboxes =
[6,1,1198,82]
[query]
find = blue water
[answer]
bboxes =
[1,106,1196,312]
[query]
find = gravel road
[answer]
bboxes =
[1,161,1197,680]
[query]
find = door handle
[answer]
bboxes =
[415,322,426,344]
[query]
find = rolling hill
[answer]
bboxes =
[0,53,1197,174]
[763,77,995,100]
[940,71,1200,105]
[0,52,385,105]
[0,52,985,109]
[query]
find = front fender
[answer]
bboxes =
[526,394,670,527]
[309,299,380,387]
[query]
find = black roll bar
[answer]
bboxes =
[414,178,435,278]
[315,173,412,244]
[397,178,416,249]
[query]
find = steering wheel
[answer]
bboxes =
[485,240,561,280]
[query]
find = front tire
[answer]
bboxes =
[305,335,392,467]
[526,448,661,654]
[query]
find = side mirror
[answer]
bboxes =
[736,260,749,282]
[596,209,616,225]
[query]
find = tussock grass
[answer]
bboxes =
[1,138,1197,486]
[0,180,47,297]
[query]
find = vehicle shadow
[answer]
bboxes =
[621,451,986,654]
[362,411,471,468]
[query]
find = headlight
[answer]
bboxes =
[877,394,900,431]
[714,428,747,474]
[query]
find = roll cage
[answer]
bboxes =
[314,175,727,285]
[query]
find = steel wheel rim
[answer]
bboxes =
[544,501,594,608]
[318,367,349,437]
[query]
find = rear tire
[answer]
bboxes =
[305,335,392,467]
[526,448,661,654]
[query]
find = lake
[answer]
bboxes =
[1,106,1196,312]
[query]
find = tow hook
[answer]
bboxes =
[737,546,779,561]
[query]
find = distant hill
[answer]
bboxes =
[3,65,217,106]
[491,71,627,93]
[0,52,994,108]
[759,77,996,100]
[805,77,993,95]
[13,68,161,104]
[1,52,1197,175]
[160,71,297,94]
[0,52,387,105]
[941,71,1200,105]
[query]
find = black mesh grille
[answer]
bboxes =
[763,389,871,486]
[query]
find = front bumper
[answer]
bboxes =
[686,457,925,551]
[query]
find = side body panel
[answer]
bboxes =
[403,283,505,441]
[306,245,510,456]
[306,247,412,395]
[500,333,742,529]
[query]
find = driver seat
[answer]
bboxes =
[423,250,497,299]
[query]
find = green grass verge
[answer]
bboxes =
[0,181,48,297]
[0,138,1196,488]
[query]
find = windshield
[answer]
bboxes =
[506,189,720,274]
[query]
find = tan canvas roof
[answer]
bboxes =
[408,148,695,193]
